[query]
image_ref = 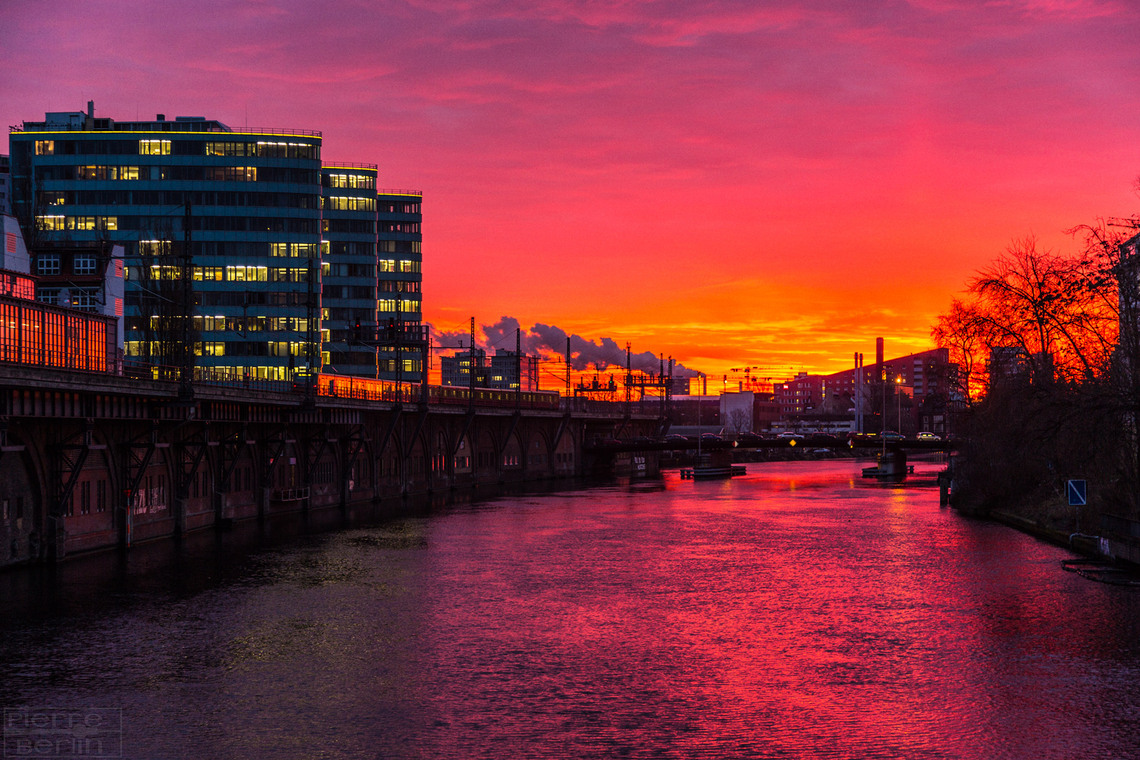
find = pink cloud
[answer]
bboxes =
[3,0,1140,378]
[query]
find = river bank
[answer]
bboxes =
[944,454,1140,570]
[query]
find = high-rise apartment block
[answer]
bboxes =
[8,102,422,382]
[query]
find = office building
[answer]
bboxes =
[320,161,423,378]
[9,102,422,382]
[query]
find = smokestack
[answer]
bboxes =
[876,337,884,379]
[87,100,94,118]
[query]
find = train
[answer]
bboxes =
[316,373,562,410]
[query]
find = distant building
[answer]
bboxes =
[773,373,824,416]
[440,348,538,390]
[766,346,955,434]
[441,348,486,387]
[825,347,951,406]
[0,155,10,216]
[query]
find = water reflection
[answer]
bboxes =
[1,460,1138,759]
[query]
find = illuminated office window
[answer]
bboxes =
[36,216,66,231]
[35,141,54,155]
[138,240,172,257]
[326,196,376,212]
[226,266,267,282]
[139,139,171,155]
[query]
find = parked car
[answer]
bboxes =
[805,432,839,445]
[916,431,941,441]
[776,431,804,441]
[663,434,691,445]
[700,433,723,443]
[879,430,906,442]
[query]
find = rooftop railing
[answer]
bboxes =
[11,122,322,138]
[323,161,379,171]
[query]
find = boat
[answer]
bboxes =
[861,452,913,479]
[681,464,747,480]
[680,454,745,480]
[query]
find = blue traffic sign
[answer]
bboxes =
[1067,479,1087,506]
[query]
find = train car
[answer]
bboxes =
[316,373,560,410]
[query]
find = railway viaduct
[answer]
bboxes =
[0,365,659,566]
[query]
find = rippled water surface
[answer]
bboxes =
[3,459,1140,759]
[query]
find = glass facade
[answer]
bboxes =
[376,191,423,380]
[10,111,324,382]
[321,164,379,376]
[10,107,425,383]
[321,163,424,380]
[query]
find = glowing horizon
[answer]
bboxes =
[5,0,1140,381]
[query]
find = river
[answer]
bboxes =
[1,459,1139,759]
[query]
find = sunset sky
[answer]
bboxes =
[5,0,1140,382]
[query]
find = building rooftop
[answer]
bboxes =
[11,103,320,138]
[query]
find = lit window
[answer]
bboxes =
[139,139,171,155]
[70,289,99,310]
[36,216,66,231]
[35,141,54,155]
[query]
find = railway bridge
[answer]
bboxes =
[0,366,660,566]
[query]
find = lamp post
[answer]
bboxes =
[895,375,903,434]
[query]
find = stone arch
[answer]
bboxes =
[222,444,259,521]
[63,443,117,554]
[0,433,42,564]
[309,439,340,508]
[473,427,498,480]
[264,439,309,515]
[552,426,577,476]
[430,428,451,481]
[501,430,523,474]
[178,441,215,534]
[129,445,173,543]
[453,431,473,476]
[344,439,372,502]
[406,428,430,488]
[523,428,550,476]
[377,437,402,494]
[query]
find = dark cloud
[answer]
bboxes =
[443,316,700,377]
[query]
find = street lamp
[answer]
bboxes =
[895,375,903,434]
